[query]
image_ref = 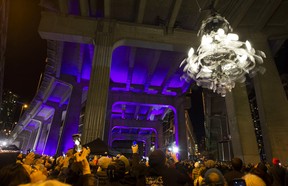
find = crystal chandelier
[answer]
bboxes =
[181,12,266,96]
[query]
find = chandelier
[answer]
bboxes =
[181,12,266,96]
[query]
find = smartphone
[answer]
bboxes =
[233,178,246,186]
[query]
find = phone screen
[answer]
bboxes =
[233,179,246,186]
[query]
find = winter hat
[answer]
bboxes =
[118,155,130,172]
[272,158,280,165]
[243,173,266,186]
[148,149,166,167]
[98,156,112,169]
[204,168,225,185]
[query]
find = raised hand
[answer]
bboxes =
[23,152,35,165]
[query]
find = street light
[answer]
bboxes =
[19,104,28,121]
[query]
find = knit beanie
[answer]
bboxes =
[272,158,280,165]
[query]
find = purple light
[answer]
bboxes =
[61,42,82,77]
[110,46,130,83]
[81,44,93,80]
[111,87,128,91]
[162,91,177,96]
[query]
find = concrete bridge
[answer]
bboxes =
[10,0,288,162]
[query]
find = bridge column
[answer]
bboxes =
[33,120,43,154]
[252,34,288,163]
[82,26,115,144]
[43,102,66,156]
[26,127,38,152]
[18,130,31,153]
[174,96,188,160]
[226,88,259,163]
[35,120,49,154]
[57,77,82,154]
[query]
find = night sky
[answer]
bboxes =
[4,0,47,103]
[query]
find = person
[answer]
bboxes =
[242,161,272,186]
[19,180,71,186]
[96,156,112,185]
[224,157,245,186]
[56,147,97,186]
[133,146,192,186]
[269,158,285,186]
[0,163,31,186]
[242,172,266,186]
[202,168,228,186]
[192,162,204,186]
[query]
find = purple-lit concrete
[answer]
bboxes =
[57,82,83,154]
[110,45,187,91]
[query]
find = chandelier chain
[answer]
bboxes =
[194,0,202,12]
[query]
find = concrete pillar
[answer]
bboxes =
[82,28,114,144]
[35,121,48,154]
[145,137,151,156]
[32,120,43,153]
[251,33,288,163]
[157,124,163,149]
[226,87,259,163]
[18,131,30,152]
[174,96,188,160]
[27,128,38,152]
[43,102,65,156]
[57,80,82,154]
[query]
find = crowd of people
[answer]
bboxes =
[0,144,287,186]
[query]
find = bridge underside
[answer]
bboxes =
[10,0,288,162]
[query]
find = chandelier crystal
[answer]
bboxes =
[181,13,266,96]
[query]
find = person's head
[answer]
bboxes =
[203,168,226,186]
[107,159,126,182]
[148,149,166,167]
[66,149,74,157]
[243,173,266,186]
[205,159,216,169]
[117,155,130,172]
[231,157,243,171]
[97,156,112,169]
[194,161,200,168]
[19,180,71,186]
[0,163,31,186]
